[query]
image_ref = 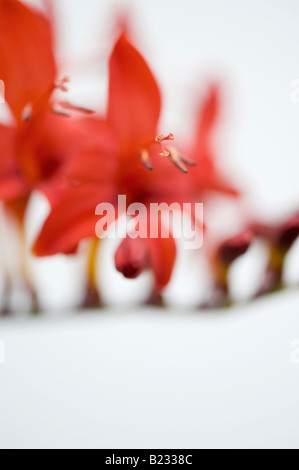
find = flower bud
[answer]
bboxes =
[115,236,149,279]
[219,230,253,266]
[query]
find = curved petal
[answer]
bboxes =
[0,176,29,201]
[145,227,177,291]
[0,0,56,121]
[33,184,116,256]
[195,84,220,147]
[108,33,161,155]
[191,85,240,197]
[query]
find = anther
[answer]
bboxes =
[140,150,153,171]
[155,133,175,143]
[167,147,188,174]
[54,77,70,93]
[159,151,170,158]
[22,103,33,121]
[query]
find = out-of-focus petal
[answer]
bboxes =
[0,175,29,201]
[195,84,220,146]
[64,118,118,184]
[190,85,240,198]
[16,112,95,185]
[33,184,115,256]
[0,124,29,201]
[108,33,161,155]
[0,0,56,121]
[145,221,177,291]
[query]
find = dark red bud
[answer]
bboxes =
[251,213,299,250]
[278,214,299,249]
[115,236,149,279]
[219,230,253,265]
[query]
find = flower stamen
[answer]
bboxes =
[159,150,170,158]
[140,150,153,171]
[22,103,34,121]
[155,133,175,143]
[54,77,70,93]
[166,146,188,174]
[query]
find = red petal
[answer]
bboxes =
[16,111,94,185]
[196,84,220,144]
[191,85,240,198]
[64,118,118,184]
[0,176,29,201]
[0,0,56,121]
[145,221,177,291]
[108,33,161,155]
[0,124,29,200]
[33,184,115,256]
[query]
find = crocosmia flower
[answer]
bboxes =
[0,0,95,219]
[33,29,198,292]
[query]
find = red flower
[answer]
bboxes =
[34,25,244,290]
[34,31,193,290]
[0,0,96,220]
[34,29,243,292]
[108,33,195,174]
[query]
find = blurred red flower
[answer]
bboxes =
[34,32,194,290]
[0,0,96,221]
[34,26,242,291]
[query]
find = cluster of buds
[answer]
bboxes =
[207,214,299,309]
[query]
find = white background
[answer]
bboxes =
[0,0,299,449]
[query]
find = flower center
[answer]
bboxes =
[139,133,195,173]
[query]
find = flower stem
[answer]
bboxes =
[82,238,102,309]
